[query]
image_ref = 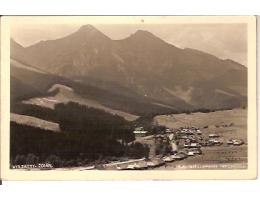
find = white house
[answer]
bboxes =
[133,127,148,137]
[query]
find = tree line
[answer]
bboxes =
[10,102,150,168]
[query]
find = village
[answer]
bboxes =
[99,122,245,170]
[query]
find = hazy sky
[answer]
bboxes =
[11,23,247,65]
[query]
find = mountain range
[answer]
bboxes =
[10,24,247,118]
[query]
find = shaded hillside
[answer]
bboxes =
[10,102,150,168]
[11,58,176,118]
[11,25,247,110]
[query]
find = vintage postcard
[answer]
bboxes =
[0,16,257,180]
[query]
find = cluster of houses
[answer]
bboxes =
[174,127,203,157]
[110,126,203,168]
[78,122,245,171]
[99,125,245,170]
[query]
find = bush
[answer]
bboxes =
[25,153,39,165]
[13,154,26,165]
[46,154,62,168]
[126,142,150,159]
[155,140,172,156]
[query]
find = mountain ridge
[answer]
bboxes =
[11,25,247,111]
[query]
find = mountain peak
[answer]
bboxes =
[72,24,111,41]
[78,24,99,32]
[132,29,157,38]
[126,29,166,45]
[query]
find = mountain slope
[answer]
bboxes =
[11,25,247,110]
[11,58,176,120]
[22,83,139,121]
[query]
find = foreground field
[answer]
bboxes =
[155,109,247,169]
[11,113,60,132]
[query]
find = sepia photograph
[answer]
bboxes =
[0,16,257,180]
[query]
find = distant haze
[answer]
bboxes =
[11,23,247,66]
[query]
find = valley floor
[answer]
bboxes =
[10,108,248,171]
[154,108,247,170]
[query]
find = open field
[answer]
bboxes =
[155,109,247,169]
[11,113,60,132]
[22,84,139,121]
[155,109,247,141]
